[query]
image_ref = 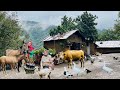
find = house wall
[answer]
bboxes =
[67,34,83,43]
[90,43,97,55]
[44,40,66,53]
[96,48,120,54]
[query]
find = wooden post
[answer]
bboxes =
[86,38,90,55]
[87,43,90,55]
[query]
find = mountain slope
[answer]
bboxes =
[20,21,56,49]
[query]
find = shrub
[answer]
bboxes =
[39,47,46,55]
[48,48,56,57]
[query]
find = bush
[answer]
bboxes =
[34,50,40,54]
[39,47,46,55]
[34,47,46,55]
[48,48,56,57]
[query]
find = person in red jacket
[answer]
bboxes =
[28,41,34,63]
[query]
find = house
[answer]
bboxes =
[43,30,96,54]
[95,41,120,53]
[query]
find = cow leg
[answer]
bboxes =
[68,63,69,68]
[19,60,22,67]
[4,64,6,74]
[70,60,73,69]
[80,60,82,68]
[11,64,13,71]
[2,64,5,74]
[13,63,17,71]
[13,63,16,71]
[3,64,6,74]
[82,60,84,68]
[17,61,20,72]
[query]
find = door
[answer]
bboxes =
[70,42,81,50]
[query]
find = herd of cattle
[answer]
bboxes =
[0,49,95,77]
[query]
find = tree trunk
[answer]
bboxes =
[87,43,90,55]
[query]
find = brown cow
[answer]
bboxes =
[6,49,21,56]
[0,54,28,74]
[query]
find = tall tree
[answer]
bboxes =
[61,15,76,32]
[0,11,22,56]
[76,11,98,41]
[76,11,98,55]
[61,15,69,32]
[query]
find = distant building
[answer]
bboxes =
[43,30,96,54]
[95,41,120,53]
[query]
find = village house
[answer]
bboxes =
[95,41,120,54]
[43,30,96,55]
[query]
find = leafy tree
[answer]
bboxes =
[97,29,118,41]
[61,16,76,32]
[0,11,22,56]
[61,15,69,32]
[49,15,76,37]
[49,28,58,36]
[76,11,98,42]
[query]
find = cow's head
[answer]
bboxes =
[59,52,65,60]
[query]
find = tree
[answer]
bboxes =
[76,11,98,55]
[76,11,98,41]
[49,15,76,37]
[61,15,69,32]
[114,11,120,40]
[67,17,76,30]
[98,11,120,41]
[97,29,118,41]
[61,15,76,32]
[49,28,58,36]
[0,11,22,56]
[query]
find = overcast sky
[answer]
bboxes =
[16,11,119,30]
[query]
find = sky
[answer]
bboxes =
[16,11,119,30]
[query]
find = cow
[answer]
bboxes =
[0,54,28,74]
[53,52,64,65]
[58,50,85,68]
[6,49,21,56]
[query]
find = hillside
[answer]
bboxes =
[20,21,56,49]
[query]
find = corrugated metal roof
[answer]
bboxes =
[43,30,78,41]
[95,41,120,48]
